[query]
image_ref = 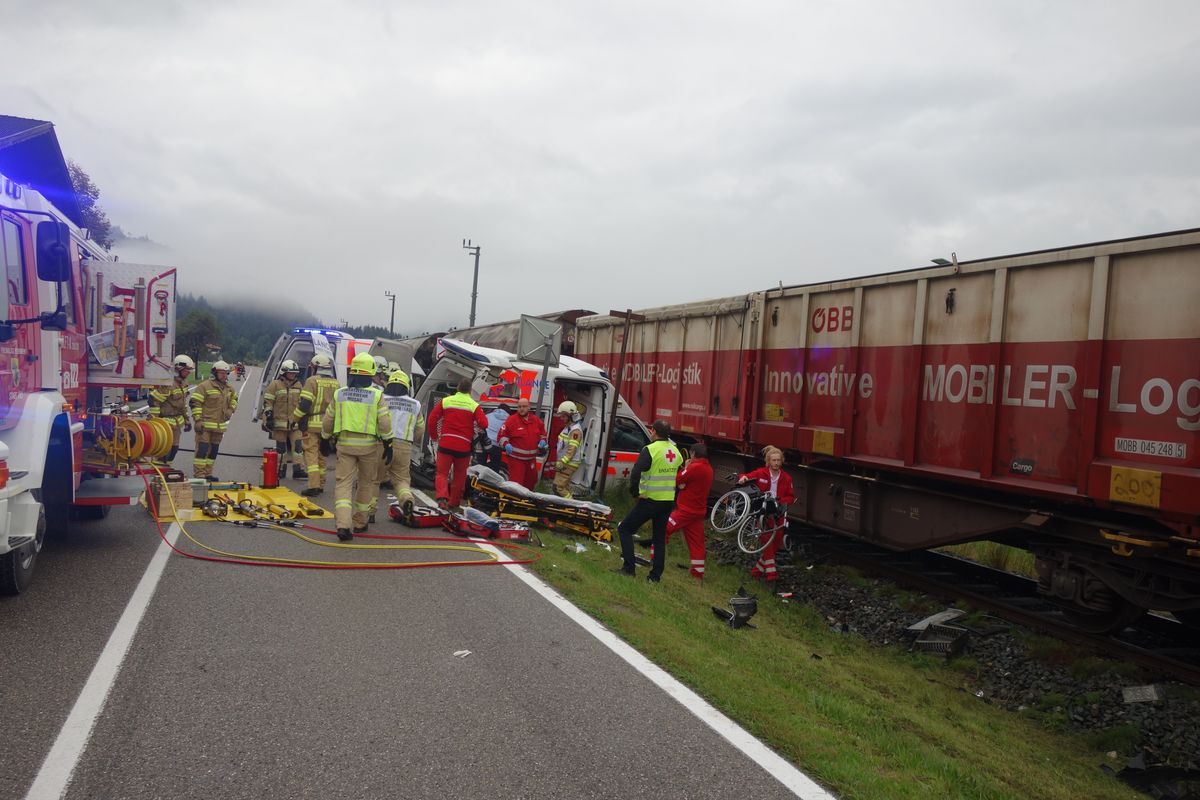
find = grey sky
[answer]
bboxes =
[4,0,1198,334]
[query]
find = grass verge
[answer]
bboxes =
[525,493,1138,799]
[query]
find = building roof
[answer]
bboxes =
[0,114,83,226]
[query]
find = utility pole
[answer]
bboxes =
[595,309,645,497]
[384,290,396,335]
[462,238,481,327]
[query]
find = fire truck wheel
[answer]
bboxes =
[0,505,45,596]
[74,504,110,521]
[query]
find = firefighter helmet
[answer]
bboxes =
[172,354,195,372]
[557,400,578,415]
[387,360,402,375]
[387,369,411,389]
[372,355,389,375]
[350,353,376,376]
[280,359,299,374]
[310,353,333,372]
[211,360,232,375]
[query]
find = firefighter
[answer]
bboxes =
[616,420,683,582]
[380,369,425,516]
[320,353,392,541]
[369,356,391,501]
[189,360,237,481]
[497,397,548,490]
[552,400,584,498]
[293,353,340,497]
[660,442,714,579]
[148,354,194,465]
[262,359,306,479]
[426,375,488,511]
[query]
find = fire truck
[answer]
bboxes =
[576,229,1200,632]
[0,117,178,594]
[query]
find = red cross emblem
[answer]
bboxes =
[665,449,677,463]
[621,466,631,477]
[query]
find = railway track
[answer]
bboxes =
[793,530,1200,686]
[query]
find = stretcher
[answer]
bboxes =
[465,465,613,541]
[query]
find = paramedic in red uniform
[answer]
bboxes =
[497,397,548,490]
[661,442,714,579]
[427,376,489,510]
[737,445,795,582]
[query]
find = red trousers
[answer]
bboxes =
[504,456,539,491]
[436,450,470,507]
[750,515,786,581]
[655,509,707,579]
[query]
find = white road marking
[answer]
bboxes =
[475,540,835,800]
[24,523,181,800]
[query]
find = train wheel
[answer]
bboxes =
[710,489,751,533]
[1060,599,1145,635]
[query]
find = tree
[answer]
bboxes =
[176,308,222,363]
[67,160,114,250]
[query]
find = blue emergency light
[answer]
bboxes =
[293,327,347,338]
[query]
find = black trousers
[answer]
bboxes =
[617,498,674,579]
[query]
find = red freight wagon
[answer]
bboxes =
[577,229,1200,631]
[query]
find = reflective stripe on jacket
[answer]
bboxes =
[498,412,546,460]
[293,374,340,426]
[188,378,237,431]
[384,394,425,442]
[149,377,190,426]
[427,391,487,453]
[263,377,304,428]
[557,422,583,467]
[324,385,391,445]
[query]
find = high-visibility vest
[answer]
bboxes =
[385,394,423,442]
[557,422,583,467]
[331,385,385,444]
[641,439,682,500]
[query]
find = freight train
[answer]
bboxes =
[575,229,1200,633]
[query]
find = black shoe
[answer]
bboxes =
[380,481,394,490]
[353,524,368,534]
[635,538,652,549]
[646,575,661,584]
[368,513,376,524]
[337,528,353,541]
[301,487,322,497]
[293,465,307,479]
[612,566,635,577]
[675,563,690,570]
[205,475,220,482]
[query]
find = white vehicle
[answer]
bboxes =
[255,328,425,421]
[413,338,652,494]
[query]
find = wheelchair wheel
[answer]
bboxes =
[710,488,752,533]
[737,515,780,555]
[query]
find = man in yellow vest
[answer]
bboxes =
[552,400,584,497]
[615,420,683,582]
[320,353,393,541]
[293,353,340,497]
[378,369,425,517]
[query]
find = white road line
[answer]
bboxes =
[24,523,181,800]
[476,541,836,800]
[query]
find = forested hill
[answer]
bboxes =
[177,293,320,364]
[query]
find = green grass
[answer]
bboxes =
[938,540,1037,577]
[525,493,1140,800]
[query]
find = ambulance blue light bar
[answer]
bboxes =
[293,327,347,338]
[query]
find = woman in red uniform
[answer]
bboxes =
[737,446,794,582]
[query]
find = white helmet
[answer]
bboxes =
[172,354,195,371]
[387,360,402,374]
[372,355,389,375]
[212,360,232,375]
[557,400,578,415]
[310,353,334,372]
[281,359,299,374]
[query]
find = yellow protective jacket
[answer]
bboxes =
[149,376,191,427]
[293,374,340,430]
[263,376,304,430]
[188,378,237,432]
[321,385,392,446]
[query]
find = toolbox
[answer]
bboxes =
[149,476,193,517]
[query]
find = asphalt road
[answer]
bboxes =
[0,367,829,800]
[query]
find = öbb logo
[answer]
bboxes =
[812,306,854,333]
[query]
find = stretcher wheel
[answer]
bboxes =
[710,488,752,533]
[737,515,782,555]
